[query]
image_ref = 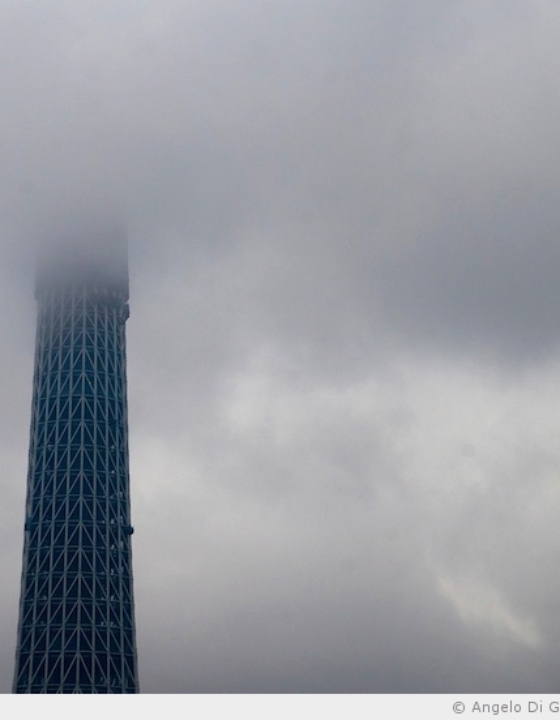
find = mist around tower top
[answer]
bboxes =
[34,214,129,301]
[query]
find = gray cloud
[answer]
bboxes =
[2,0,560,693]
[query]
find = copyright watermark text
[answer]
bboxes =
[453,700,560,715]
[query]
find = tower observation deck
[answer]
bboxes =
[13,226,138,693]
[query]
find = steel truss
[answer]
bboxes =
[13,282,138,693]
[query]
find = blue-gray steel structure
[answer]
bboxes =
[13,234,138,693]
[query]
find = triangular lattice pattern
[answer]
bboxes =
[13,285,138,693]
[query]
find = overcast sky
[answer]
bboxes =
[2,0,560,693]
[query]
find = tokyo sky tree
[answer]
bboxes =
[13,226,139,693]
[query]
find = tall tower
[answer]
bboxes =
[13,225,138,693]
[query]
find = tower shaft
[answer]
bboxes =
[13,241,138,693]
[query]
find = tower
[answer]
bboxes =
[13,225,138,693]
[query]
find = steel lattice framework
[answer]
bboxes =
[13,246,138,693]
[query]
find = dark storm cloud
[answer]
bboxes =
[2,0,560,694]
